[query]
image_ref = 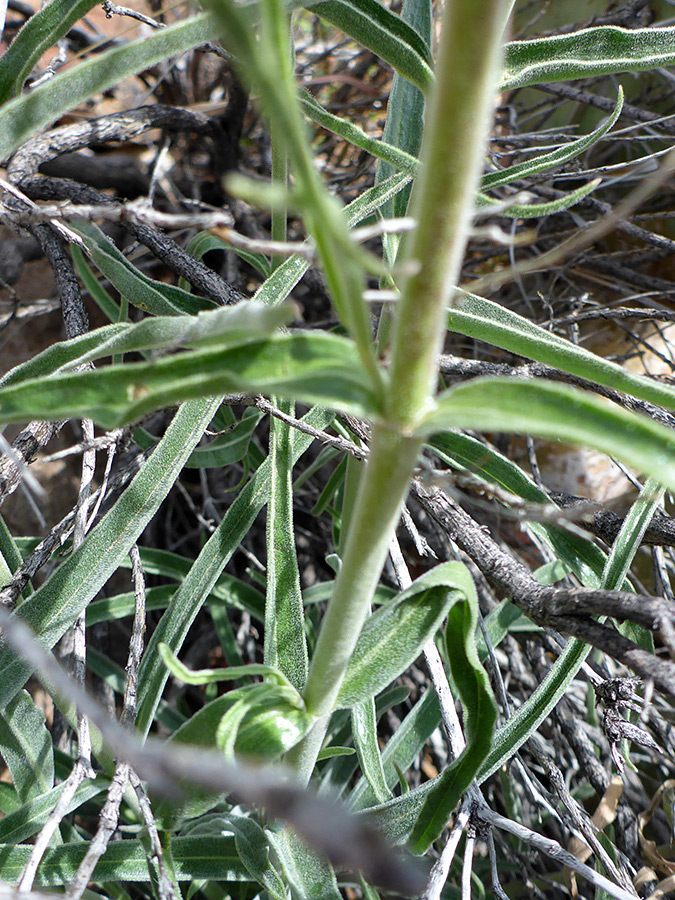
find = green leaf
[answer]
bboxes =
[502,25,675,91]
[337,561,478,707]
[350,689,440,809]
[135,407,335,736]
[448,291,675,414]
[428,430,619,589]
[223,815,286,900]
[352,700,393,804]
[71,245,123,324]
[422,378,675,496]
[269,829,342,900]
[301,92,419,176]
[477,476,661,785]
[72,222,219,316]
[134,407,263,470]
[0,0,99,102]
[0,13,216,164]
[0,333,381,430]
[0,398,220,710]
[181,231,272,284]
[481,88,624,191]
[253,171,412,308]
[408,595,497,851]
[159,642,292,687]
[0,303,292,389]
[166,683,314,762]
[265,400,308,692]
[477,177,601,218]
[0,777,107,846]
[0,691,54,802]
[363,598,496,851]
[602,477,664,591]
[0,837,249,886]
[363,581,495,851]
[375,0,430,248]
[316,746,356,761]
[308,0,433,93]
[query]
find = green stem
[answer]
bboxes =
[293,0,511,777]
[387,0,511,427]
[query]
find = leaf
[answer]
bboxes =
[72,222,219,316]
[363,581,496,851]
[448,291,675,414]
[181,231,271,284]
[481,88,624,191]
[159,642,292,687]
[223,815,286,900]
[253,171,412,308]
[134,407,263,470]
[421,378,675,496]
[477,478,660,785]
[0,398,220,710]
[317,746,356,761]
[602,477,664,592]
[337,562,481,708]
[71,245,122,324]
[0,303,292,389]
[0,333,381,429]
[477,177,601,218]
[308,0,433,94]
[135,407,335,736]
[352,700,393,804]
[0,691,54,802]
[301,93,419,176]
[374,0,430,253]
[428,430,621,589]
[164,684,313,762]
[350,689,440,810]
[265,399,309,692]
[269,829,342,900]
[0,837,249,886]
[408,594,497,851]
[0,0,99,102]
[0,13,216,164]
[0,777,107,846]
[502,25,675,91]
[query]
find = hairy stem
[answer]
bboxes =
[293,0,511,777]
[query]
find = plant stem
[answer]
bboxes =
[388,0,512,427]
[293,0,511,778]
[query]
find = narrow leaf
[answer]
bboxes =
[448,291,675,414]
[0,691,54,801]
[224,815,286,900]
[0,398,220,709]
[477,177,601,218]
[0,13,216,164]
[502,25,675,91]
[73,222,218,316]
[0,333,381,429]
[135,407,335,736]
[308,0,433,93]
[422,378,675,496]
[482,88,623,190]
[0,0,99,102]
[269,829,342,900]
[0,837,249,885]
[1,304,291,389]
[408,597,497,851]
[266,399,309,691]
[337,562,477,707]
[352,700,393,804]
